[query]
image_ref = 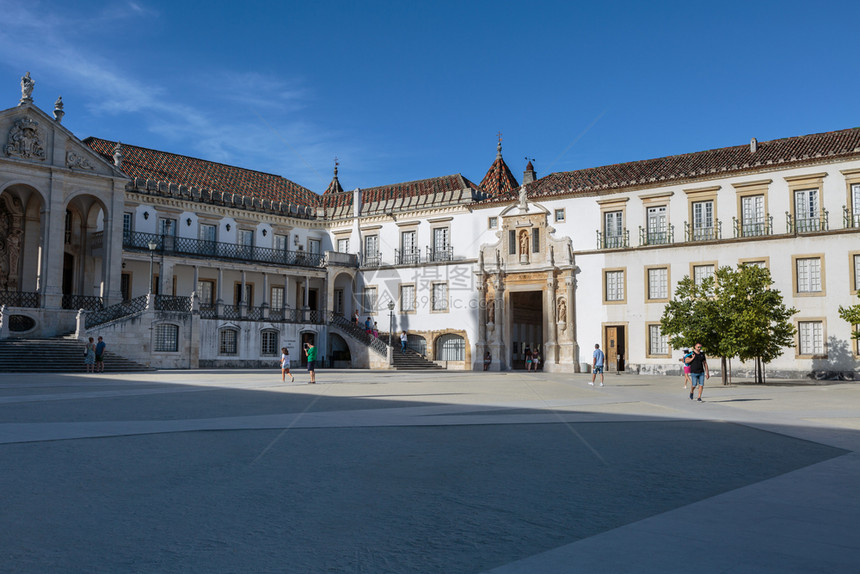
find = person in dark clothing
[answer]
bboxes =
[685,343,709,401]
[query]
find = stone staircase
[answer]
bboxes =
[391,348,444,370]
[0,337,153,373]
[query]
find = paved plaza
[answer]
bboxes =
[0,368,858,573]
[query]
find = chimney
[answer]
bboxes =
[523,159,536,184]
[750,138,757,154]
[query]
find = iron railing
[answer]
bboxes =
[844,206,860,229]
[155,295,192,312]
[639,224,674,246]
[786,210,829,234]
[62,294,104,311]
[329,311,389,356]
[124,231,326,268]
[361,253,382,267]
[732,215,773,238]
[395,248,422,265]
[596,229,629,249]
[0,291,40,308]
[426,245,453,263]
[85,295,148,329]
[684,220,721,242]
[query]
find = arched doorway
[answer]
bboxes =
[510,290,543,369]
[62,193,108,309]
[328,333,351,367]
[0,184,43,295]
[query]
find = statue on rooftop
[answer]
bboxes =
[19,72,34,105]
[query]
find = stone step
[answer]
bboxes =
[0,338,153,373]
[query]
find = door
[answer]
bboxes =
[604,326,626,372]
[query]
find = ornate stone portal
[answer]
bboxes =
[476,191,579,372]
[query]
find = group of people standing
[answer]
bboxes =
[82,336,106,373]
[523,346,542,371]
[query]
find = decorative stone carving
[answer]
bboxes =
[4,118,46,161]
[557,298,567,323]
[19,72,34,105]
[66,151,94,170]
[517,185,527,209]
[53,96,64,122]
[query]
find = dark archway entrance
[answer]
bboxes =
[510,290,543,370]
[328,333,351,367]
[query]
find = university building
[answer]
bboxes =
[1,75,858,377]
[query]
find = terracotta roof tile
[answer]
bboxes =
[480,155,519,196]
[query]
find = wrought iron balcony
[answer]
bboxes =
[639,224,674,246]
[732,215,773,238]
[0,290,40,308]
[123,231,326,268]
[361,252,383,268]
[62,294,104,311]
[596,229,629,249]
[844,206,860,229]
[786,210,829,234]
[426,245,453,263]
[684,220,721,242]
[395,248,422,265]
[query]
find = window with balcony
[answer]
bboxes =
[307,238,321,254]
[740,195,766,236]
[647,206,668,245]
[794,189,820,232]
[604,210,624,248]
[691,200,715,241]
[274,233,288,251]
[159,217,176,237]
[337,238,350,253]
[123,212,133,240]
[363,287,377,313]
[794,256,824,295]
[432,227,451,261]
[851,183,860,228]
[400,230,418,264]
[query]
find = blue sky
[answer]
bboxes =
[2,0,859,193]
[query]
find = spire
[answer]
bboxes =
[480,133,519,196]
[324,156,344,194]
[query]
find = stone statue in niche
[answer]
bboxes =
[486,299,495,323]
[5,117,45,161]
[557,298,567,323]
[519,230,529,257]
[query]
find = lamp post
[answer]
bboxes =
[387,300,395,356]
[147,240,158,294]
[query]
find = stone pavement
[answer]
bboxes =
[0,368,857,573]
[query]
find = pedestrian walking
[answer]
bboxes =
[686,343,709,401]
[590,343,604,386]
[352,310,360,325]
[524,345,532,371]
[680,348,693,389]
[532,349,541,371]
[83,337,96,373]
[280,347,295,382]
[305,341,317,384]
[400,330,408,353]
[365,317,373,335]
[94,336,106,373]
[372,321,379,338]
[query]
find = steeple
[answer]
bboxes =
[324,157,345,194]
[480,132,519,196]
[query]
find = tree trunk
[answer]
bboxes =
[721,356,728,385]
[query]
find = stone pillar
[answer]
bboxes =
[556,272,578,372]
[41,174,66,310]
[491,273,506,370]
[192,265,199,295]
[476,271,487,370]
[215,267,224,315]
[239,270,247,318]
[544,272,558,369]
[159,260,174,296]
[261,272,270,319]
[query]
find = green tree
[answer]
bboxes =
[838,291,860,342]
[660,265,797,384]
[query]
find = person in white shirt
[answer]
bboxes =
[400,330,408,354]
[280,347,294,382]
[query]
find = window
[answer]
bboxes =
[647,206,668,244]
[794,256,823,294]
[123,212,133,239]
[648,324,669,356]
[432,227,450,261]
[693,264,715,287]
[199,223,216,242]
[488,217,498,229]
[647,267,668,300]
[337,238,350,253]
[797,321,824,356]
[219,329,238,355]
[508,229,516,255]
[436,334,465,361]
[154,324,179,352]
[197,280,215,306]
[554,209,565,223]
[400,284,416,312]
[333,289,344,315]
[238,229,254,258]
[307,238,321,254]
[852,183,860,227]
[604,270,625,302]
[691,200,715,240]
[271,286,284,310]
[794,188,820,232]
[363,287,377,313]
[431,283,448,311]
[532,228,540,253]
[400,230,417,263]
[274,233,288,251]
[261,330,279,356]
[741,195,766,236]
[159,217,176,237]
[604,210,624,248]
[853,254,860,293]
[365,235,379,257]
[740,259,767,269]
